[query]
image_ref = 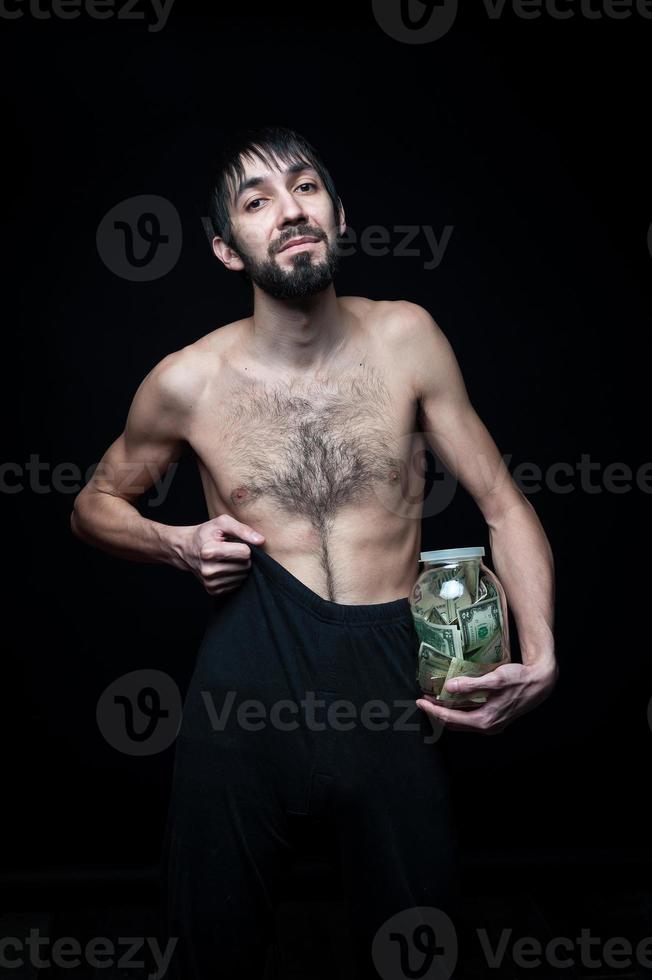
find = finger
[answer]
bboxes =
[200,542,252,562]
[204,559,252,574]
[212,514,265,544]
[443,673,503,696]
[416,698,485,730]
[420,691,483,711]
[204,566,248,582]
[207,574,246,594]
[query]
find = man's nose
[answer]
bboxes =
[276,188,309,226]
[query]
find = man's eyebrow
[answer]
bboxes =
[234,162,319,205]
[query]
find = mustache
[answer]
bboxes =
[274,227,326,253]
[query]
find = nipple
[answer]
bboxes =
[230,485,251,506]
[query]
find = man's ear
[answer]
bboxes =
[212,235,245,272]
[337,197,346,237]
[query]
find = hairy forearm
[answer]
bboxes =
[486,494,557,678]
[70,490,192,571]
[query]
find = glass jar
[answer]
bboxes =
[409,547,511,709]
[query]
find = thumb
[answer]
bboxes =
[446,670,496,693]
[212,514,265,543]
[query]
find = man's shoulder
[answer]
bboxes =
[342,295,432,323]
[380,298,437,331]
[357,300,455,404]
[340,296,434,332]
[153,317,247,400]
[344,298,442,355]
[144,337,218,414]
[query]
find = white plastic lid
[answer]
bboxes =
[419,546,485,564]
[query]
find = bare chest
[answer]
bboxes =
[189,357,424,531]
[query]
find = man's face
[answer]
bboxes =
[213,154,346,300]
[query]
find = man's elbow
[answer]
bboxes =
[482,480,531,529]
[70,490,92,539]
[70,498,83,539]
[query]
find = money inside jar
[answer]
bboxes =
[410,547,510,707]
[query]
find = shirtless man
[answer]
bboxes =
[71,125,557,979]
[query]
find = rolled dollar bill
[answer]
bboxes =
[425,605,446,625]
[416,641,454,696]
[413,615,464,659]
[466,629,503,665]
[410,580,448,623]
[481,576,498,601]
[458,596,502,653]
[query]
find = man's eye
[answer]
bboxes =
[245,183,316,210]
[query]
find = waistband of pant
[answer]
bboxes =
[249,544,413,626]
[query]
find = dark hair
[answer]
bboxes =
[207,124,341,247]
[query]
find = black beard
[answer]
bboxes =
[233,229,343,300]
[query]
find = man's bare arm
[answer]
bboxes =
[71,350,266,598]
[70,351,199,570]
[398,301,557,683]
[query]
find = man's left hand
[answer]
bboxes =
[416,661,558,734]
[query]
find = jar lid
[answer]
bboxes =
[419,546,485,563]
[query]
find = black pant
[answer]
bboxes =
[158,544,461,979]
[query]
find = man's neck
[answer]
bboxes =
[245,284,349,373]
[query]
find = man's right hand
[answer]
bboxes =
[179,514,265,597]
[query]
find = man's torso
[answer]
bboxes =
[179,296,428,604]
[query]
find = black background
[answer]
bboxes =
[3,0,650,882]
